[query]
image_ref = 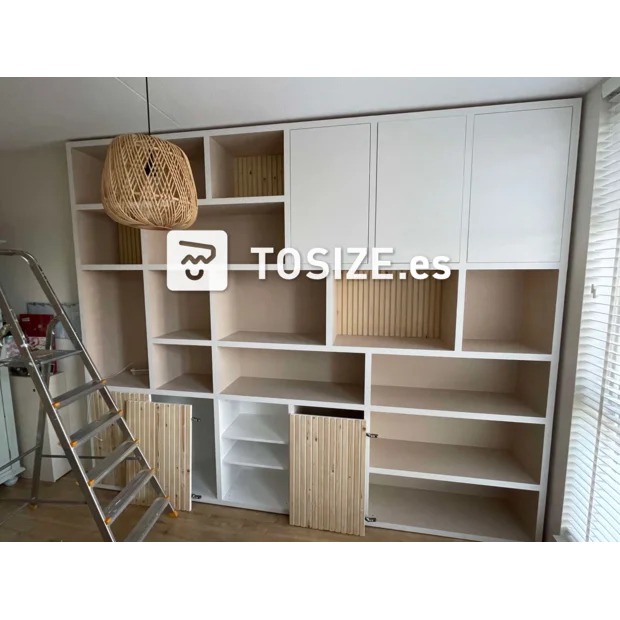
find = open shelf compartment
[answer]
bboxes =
[76,210,142,266]
[368,476,537,541]
[333,270,458,351]
[152,344,213,395]
[220,400,289,445]
[213,270,326,346]
[217,348,365,407]
[79,270,149,390]
[146,270,211,342]
[209,131,284,199]
[152,395,217,503]
[371,355,550,423]
[369,411,543,490]
[462,270,558,356]
[142,208,284,266]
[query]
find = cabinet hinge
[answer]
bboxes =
[365,516,377,523]
[191,417,200,422]
[366,433,378,438]
[191,493,202,500]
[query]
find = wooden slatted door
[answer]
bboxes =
[290,413,366,536]
[125,401,192,512]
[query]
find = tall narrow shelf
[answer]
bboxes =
[462,270,558,356]
[217,348,365,407]
[371,355,550,423]
[151,345,213,396]
[213,270,326,346]
[332,270,459,351]
[146,270,211,343]
[209,131,284,199]
[79,270,149,390]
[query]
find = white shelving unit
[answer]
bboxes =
[66,98,581,540]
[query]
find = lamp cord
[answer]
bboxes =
[145,76,151,135]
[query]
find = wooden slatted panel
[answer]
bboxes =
[290,413,365,536]
[335,271,443,338]
[118,224,142,264]
[89,391,150,487]
[234,154,284,197]
[125,401,192,512]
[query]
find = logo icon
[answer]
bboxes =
[167,231,228,291]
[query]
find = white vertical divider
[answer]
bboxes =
[213,397,223,499]
[367,121,378,266]
[453,267,467,352]
[325,272,335,346]
[203,135,213,200]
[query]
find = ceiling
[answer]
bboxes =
[0,77,601,151]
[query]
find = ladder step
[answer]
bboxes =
[52,379,106,409]
[125,497,170,542]
[86,440,138,487]
[104,469,154,526]
[68,411,123,448]
[0,349,81,369]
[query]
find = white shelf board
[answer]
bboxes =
[203,195,285,206]
[75,203,104,211]
[155,373,213,396]
[219,330,325,349]
[192,459,217,502]
[81,264,144,271]
[224,441,288,470]
[369,483,530,542]
[371,385,545,424]
[151,329,212,346]
[223,467,289,513]
[370,438,539,490]
[200,197,284,215]
[334,335,451,352]
[107,370,150,393]
[223,413,289,444]
[145,264,279,271]
[462,339,552,360]
[221,377,365,408]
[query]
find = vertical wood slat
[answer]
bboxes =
[289,413,365,536]
[125,401,192,512]
[118,224,142,264]
[233,154,284,197]
[89,391,150,487]
[335,271,443,339]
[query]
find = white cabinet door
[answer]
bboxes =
[468,107,573,263]
[376,116,466,263]
[290,124,371,265]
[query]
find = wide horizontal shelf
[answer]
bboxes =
[81,264,144,271]
[223,467,289,513]
[219,330,325,348]
[370,438,539,490]
[462,339,552,359]
[369,483,531,542]
[334,335,451,352]
[152,329,212,345]
[371,385,545,423]
[156,373,213,395]
[224,441,288,470]
[223,413,289,444]
[221,377,364,408]
[201,196,285,213]
[107,370,150,392]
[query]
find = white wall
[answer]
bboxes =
[544,82,604,540]
[0,144,87,437]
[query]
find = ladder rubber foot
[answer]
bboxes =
[167,511,179,518]
[28,504,38,511]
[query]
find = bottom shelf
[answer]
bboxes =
[192,459,217,502]
[107,369,150,391]
[368,481,532,542]
[223,467,289,513]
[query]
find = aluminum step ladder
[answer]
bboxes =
[0,249,177,541]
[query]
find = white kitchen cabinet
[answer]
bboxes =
[290,124,371,265]
[376,116,467,263]
[467,106,573,263]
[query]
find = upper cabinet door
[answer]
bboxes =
[376,116,466,263]
[290,124,371,264]
[468,107,573,263]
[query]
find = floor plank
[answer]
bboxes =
[0,477,457,542]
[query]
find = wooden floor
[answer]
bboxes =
[0,477,456,542]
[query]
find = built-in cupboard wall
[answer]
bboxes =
[66,98,580,541]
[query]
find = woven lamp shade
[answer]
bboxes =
[101,134,198,230]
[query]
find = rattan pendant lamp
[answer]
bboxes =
[101,78,198,230]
